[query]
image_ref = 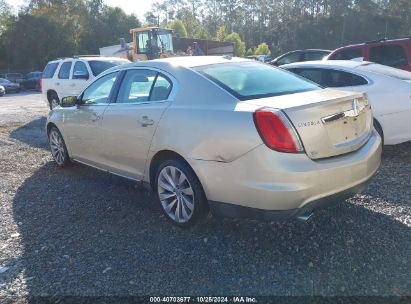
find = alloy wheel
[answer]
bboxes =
[49,130,66,165]
[157,166,195,223]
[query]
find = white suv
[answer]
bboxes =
[41,56,130,109]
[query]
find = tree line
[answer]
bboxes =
[0,0,140,71]
[0,0,411,71]
[150,0,411,57]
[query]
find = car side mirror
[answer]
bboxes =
[73,71,89,80]
[61,96,78,107]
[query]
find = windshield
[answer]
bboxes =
[358,63,411,81]
[89,60,129,76]
[0,78,11,84]
[194,61,320,100]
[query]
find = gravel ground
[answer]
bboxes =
[0,93,410,302]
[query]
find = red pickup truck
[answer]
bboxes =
[327,37,411,72]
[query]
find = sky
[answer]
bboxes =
[5,0,156,21]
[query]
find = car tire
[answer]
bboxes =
[155,158,208,227]
[48,126,71,167]
[49,93,60,110]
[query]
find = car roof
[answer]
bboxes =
[106,56,252,73]
[281,60,371,69]
[332,37,411,50]
[47,56,130,63]
[149,56,250,68]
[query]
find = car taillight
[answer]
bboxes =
[40,79,42,92]
[253,108,304,153]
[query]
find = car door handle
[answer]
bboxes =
[70,84,76,87]
[55,82,60,86]
[139,116,154,127]
[91,113,100,122]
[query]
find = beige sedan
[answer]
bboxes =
[46,56,382,226]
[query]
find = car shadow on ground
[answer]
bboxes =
[8,117,48,149]
[8,160,411,298]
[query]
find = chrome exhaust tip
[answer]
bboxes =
[296,212,313,222]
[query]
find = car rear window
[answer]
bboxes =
[89,60,129,76]
[194,61,319,100]
[358,63,411,80]
[43,62,59,79]
[329,48,363,60]
[369,45,408,67]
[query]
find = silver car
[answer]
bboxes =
[46,56,382,227]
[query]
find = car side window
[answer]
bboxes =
[81,72,118,105]
[73,61,89,79]
[137,32,149,54]
[290,68,325,85]
[116,70,156,103]
[277,52,302,66]
[323,70,368,87]
[58,61,72,79]
[150,74,172,101]
[329,48,363,60]
[303,52,329,61]
[289,68,368,87]
[369,45,408,67]
[43,62,59,79]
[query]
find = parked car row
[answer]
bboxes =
[0,78,21,94]
[271,37,411,71]
[0,72,24,84]
[0,71,44,94]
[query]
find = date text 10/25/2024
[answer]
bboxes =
[149,297,257,303]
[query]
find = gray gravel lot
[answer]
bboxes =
[0,93,410,301]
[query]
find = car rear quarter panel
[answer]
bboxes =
[147,66,263,165]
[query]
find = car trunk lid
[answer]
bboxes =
[243,89,373,159]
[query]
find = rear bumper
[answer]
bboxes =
[209,180,367,221]
[189,130,381,214]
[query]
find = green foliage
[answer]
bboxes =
[0,0,12,34]
[224,32,246,57]
[0,0,141,70]
[216,25,227,41]
[254,42,271,56]
[2,0,411,69]
[245,48,255,56]
[167,19,187,38]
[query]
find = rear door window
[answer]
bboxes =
[73,61,90,79]
[43,62,59,78]
[58,61,72,79]
[329,48,363,60]
[117,70,156,103]
[150,75,172,101]
[116,70,173,103]
[369,45,408,67]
